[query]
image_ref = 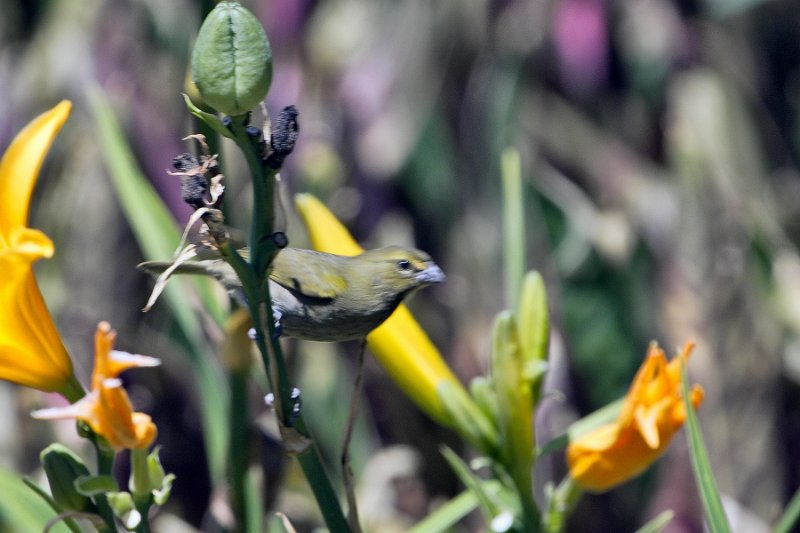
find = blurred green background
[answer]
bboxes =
[2,0,800,531]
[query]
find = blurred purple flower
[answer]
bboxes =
[552,0,609,96]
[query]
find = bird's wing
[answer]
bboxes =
[269,249,348,299]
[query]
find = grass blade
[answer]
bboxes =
[633,510,674,533]
[501,147,525,309]
[89,85,228,483]
[774,484,800,533]
[680,360,730,533]
[0,469,73,533]
[409,488,483,533]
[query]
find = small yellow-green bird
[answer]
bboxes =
[139,246,445,342]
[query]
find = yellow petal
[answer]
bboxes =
[294,193,363,256]
[294,193,462,425]
[0,101,73,393]
[0,100,71,239]
[4,227,54,262]
[0,265,72,391]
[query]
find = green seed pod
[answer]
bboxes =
[40,443,92,512]
[191,1,273,116]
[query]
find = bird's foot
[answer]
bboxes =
[272,309,284,338]
[288,387,302,425]
[264,388,302,426]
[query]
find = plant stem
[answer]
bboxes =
[545,478,581,533]
[225,116,351,533]
[59,375,86,403]
[90,437,118,532]
[229,369,250,532]
[129,449,154,533]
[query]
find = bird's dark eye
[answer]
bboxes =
[397,259,412,271]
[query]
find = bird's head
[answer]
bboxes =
[352,246,446,303]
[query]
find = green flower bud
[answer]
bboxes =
[491,312,534,493]
[191,1,273,116]
[40,443,91,512]
[107,491,141,530]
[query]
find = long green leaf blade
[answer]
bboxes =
[501,147,525,309]
[773,477,800,532]
[89,86,228,483]
[410,485,501,533]
[633,510,674,533]
[0,469,72,533]
[680,360,730,532]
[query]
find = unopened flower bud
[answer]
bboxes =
[191,1,273,116]
[41,444,92,512]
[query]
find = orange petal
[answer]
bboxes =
[567,339,704,492]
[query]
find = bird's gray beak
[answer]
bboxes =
[417,262,446,285]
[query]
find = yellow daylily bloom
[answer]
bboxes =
[294,193,463,425]
[33,322,160,451]
[566,341,704,492]
[0,101,76,394]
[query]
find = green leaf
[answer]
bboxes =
[517,271,549,367]
[146,446,166,488]
[266,512,298,533]
[501,147,525,309]
[88,85,229,484]
[774,484,800,533]
[438,380,499,454]
[680,361,730,532]
[469,376,499,427]
[439,446,502,524]
[245,469,263,533]
[409,483,502,533]
[537,397,624,458]
[633,510,674,533]
[153,474,176,506]
[20,477,83,533]
[182,94,235,140]
[106,492,141,529]
[75,475,118,496]
[0,468,73,533]
[490,312,535,506]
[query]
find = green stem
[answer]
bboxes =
[59,374,86,404]
[130,448,153,533]
[229,369,250,532]
[224,117,351,533]
[90,438,118,532]
[227,116,280,281]
[130,448,149,498]
[544,477,582,533]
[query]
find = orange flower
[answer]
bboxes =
[0,101,75,393]
[33,322,160,451]
[566,341,704,492]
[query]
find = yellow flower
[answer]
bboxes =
[33,322,160,451]
[294,193,463,425]
[566,341,704,492]
[0,101,75,393]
